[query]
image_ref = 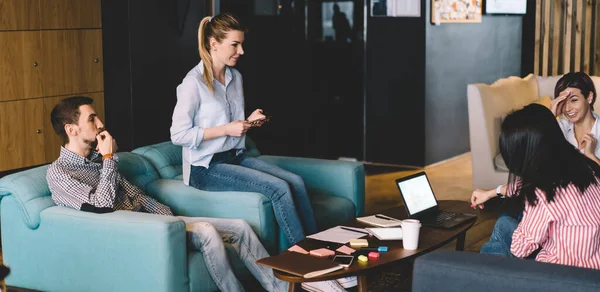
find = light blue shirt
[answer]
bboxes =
[557,113,600,158]
[170,61,246,185]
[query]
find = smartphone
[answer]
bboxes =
[332,255,354,268]
[247,116,271,127]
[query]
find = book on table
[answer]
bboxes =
[256,251,344,278]
[356,214,402,227]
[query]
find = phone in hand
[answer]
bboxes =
[247,116,271,127]
[332,255,354,268]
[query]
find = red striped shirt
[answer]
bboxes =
[510,177,600,269]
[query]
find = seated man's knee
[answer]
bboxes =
[187,222,220,246]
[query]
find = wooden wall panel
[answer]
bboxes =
[0,31,43,101]
[0,0,39,30]
[39,29,104,97]
[43,92,105,162]
[0,99,45,171]
[534,0,600,76]
[38,0,102,29]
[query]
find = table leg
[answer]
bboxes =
[288,282,298,292]
[456,231,466,251]
[357,274,367,292]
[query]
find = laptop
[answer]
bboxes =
[395,171,476,229]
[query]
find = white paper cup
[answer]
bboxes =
[401,219,421,250]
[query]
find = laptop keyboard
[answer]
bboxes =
[431,212,460,224]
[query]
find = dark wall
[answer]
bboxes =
[365,10,426,166]
[424,3,523,165]
[102,0,206,151]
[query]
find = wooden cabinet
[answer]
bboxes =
[39,0,102,29]
[0,99,45,171]
[0,31,44,101]
[43,93,105,162]
[0,0,39,30]
[40,30,104,97]
[0,0,104,172]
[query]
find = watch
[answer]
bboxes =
[102,153,114,161]
[496,184,506,199]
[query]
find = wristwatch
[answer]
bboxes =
[102,153,114,161]
[496,184,506,199]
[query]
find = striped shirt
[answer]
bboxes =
[510,178,600,269]
[47,147,173,215]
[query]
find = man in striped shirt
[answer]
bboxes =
[46,96,288,292]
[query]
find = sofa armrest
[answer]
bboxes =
[145,179,278,252]
[2,197,188,292]
[413,250,600,292]
[257,155,365,216]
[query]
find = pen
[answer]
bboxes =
[340,226,370,235]
[375,214,399,221]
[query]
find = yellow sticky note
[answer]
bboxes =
[349,239,368,247]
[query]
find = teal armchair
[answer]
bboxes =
[133,141,365,251]
[0,153,254,292]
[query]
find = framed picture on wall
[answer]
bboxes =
[431,0,482,24]
[371,0,421,17]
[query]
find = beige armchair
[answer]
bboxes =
[467,74,600,190]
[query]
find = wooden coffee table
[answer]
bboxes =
[273,200,477,292]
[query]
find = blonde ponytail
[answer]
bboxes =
[196,13,244,95]
[198,16,215,94]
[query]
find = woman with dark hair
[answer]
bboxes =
[476,104,600,268]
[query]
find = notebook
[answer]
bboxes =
[256,251,344,278]
[356,214,403,227]
[365,227,403,240]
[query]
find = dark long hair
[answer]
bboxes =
[500,103,600,207]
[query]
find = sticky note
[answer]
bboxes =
[309,248,335,257]
[378,246,388,252]
[287,245,309,254]
[368,252,380,259]
[336,245,356,255]
[349,239,369,248]
[357,255,368,262]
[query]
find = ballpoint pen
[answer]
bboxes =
[375,214,400,221]
[340,226,370,235]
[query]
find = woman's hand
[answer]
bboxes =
[224,120,251,137]
[247,109,266,123]
[550,90,570,117]
[581,133,598,157]
[470,189,497,209]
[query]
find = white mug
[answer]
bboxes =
[401,219,421,250]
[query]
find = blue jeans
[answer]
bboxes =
[190,150,318,245]
[179,216,288,292]
[481,212,519,257]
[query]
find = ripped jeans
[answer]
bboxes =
[179,216,287,292]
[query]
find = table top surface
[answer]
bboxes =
[273,200,478,282]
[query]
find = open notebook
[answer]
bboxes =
[356,214,403,227]
[256,251,343,278]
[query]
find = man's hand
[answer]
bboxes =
[470,189,496,210]
[96,131,117,155]
[225,120,251,137]
[550,90,570,117]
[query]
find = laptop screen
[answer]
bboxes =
[396,173,438,215]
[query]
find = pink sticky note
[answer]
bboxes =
[288,245,309,254]
[336,245,356,255]
[309,248,335,257]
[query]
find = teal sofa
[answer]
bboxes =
[0,142,364,292]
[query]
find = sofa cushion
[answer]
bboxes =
[312,194,356,230]
[532,95,552,109]
[132,142,183,179]
[493,153,509,172]
[0,165,54,229]
[116,152,161,192]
